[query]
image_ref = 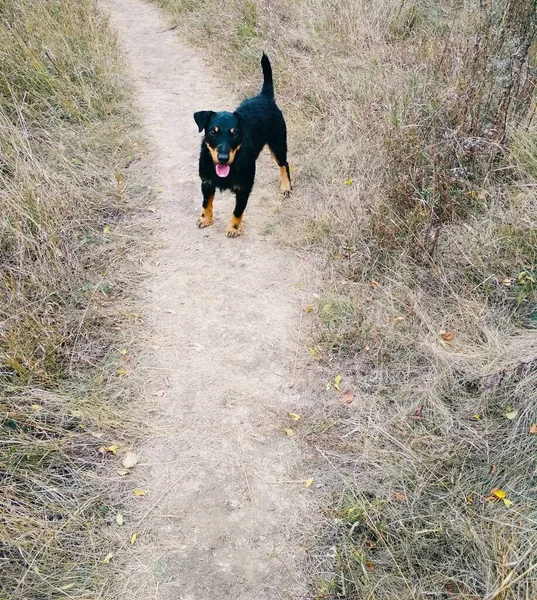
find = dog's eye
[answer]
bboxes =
[208,127,218,136]
[231,129,240,137]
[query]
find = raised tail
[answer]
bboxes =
[261,53,274,98]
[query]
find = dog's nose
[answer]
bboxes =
[217,153,229,164]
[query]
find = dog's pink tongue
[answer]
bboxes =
[215,164,230,178]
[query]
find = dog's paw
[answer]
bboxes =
[226,221,243,237]
[280,187,291,198]
[198,213,213,228]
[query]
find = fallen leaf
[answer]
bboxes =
[412,405,423,421]
[341,390,354,405]
[164,309,176,314]
[122,451,138,469]
[442,332,455,341]
[334,375,342,391]
[31,404,41,412]
[472,414,480,421]
[344,178,353,185]
[304,305,314,313]
[503,498,513,508]
[117,468,130,476]
[90,431,104,439]
[467,496,473,504]
[130,532,138,545]
[371,280,380,287]
[365,562,375,571]
[116,367,128,376]
[490,463,498,475]
[103,552,114,564]
[492,488,506,499]
[58,583,75,591]
[104,444,118,455]
[154,390,166,397]
[325,381,332,391]
[103,225,111,234]
[156,188,164,193]
[284,428,294,436]
[505,410,518,420]
[120,348,128,355]
[309,347,318,356]
[503,277,512,286]
[530,423,537,434]
[288,413,301,421]
[394,491,406,502]
[116,513,124,526]
[305,478,313,488]
[133,488,145,496]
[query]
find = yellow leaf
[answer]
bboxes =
[309,347,318,356]
[505,410,518,420]
[117,468,130,476]
[130,532,138,545]
[156,188,164,193]
[104,445,118,455]
[344,178,353,185]
[116,367,128,376]
[103,225,111,234]
[530,423,537,434]
[120,348,128,355]
[103,552,114,564]
[133,488,145,496]
[503,498,513,508]
[58,583,75,590]
[31,404,41,412]
[305,478,313,488]
[304,305,314,313]
[288,413,301,421]
[122,451,138,469]
[116,513,124,526]
[284,428,294,436]
[334,375,342,391]
[492,488,506,499]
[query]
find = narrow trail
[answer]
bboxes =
[104,1,311,598]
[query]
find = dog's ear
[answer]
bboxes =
[233,111,244,131]
[194,111,213,133]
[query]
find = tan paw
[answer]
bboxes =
[198,212,213,228]
[226,218,243,237]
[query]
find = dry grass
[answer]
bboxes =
[1,1,148,596]
[153,0,537,598]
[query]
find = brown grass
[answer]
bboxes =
[152,0,537,597]
[1,0,148,596]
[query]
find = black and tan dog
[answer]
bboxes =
[193,53,291,237]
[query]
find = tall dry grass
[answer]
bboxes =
[1,1,146,596]
[153,0,537,598]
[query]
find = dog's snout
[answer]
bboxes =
[217,152,229,164]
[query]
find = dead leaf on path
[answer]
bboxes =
[116,367,128,376]
[164,309,176,314]
[120,348,128,355]
[412,405,423,421]
[304,305,314,313]
[305,478,314,488]
[103,225,111,234]
[130,532,138,545]
[116,513,124,526]
[394,491,406,502]
[341,390,354,405]
[284,428,294,437]
[288,413,301,421]
[100,444,118,456]
[122,451,138,469]
[441,331,455,341]
[90,431,104,439]
[103,552,114,564]
[334,375,342,391]
[117,468,130,476]
[133,489,145,496]
[31,404,41,412]
[492,488,506,499]
[309,347,318,357]
[365,562,375,571]
[505,410,518,420]
[503,498,513,508]
[530,423,537,434]
[344,178,353,185]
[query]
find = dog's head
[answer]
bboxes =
[194,110,243,179]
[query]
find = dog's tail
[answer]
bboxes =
[261,53,274,99]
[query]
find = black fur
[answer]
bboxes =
[193,53,291,236]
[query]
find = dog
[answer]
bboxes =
[193,53,291,237]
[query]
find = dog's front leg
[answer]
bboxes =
[198,180,215,228]
[226,187,252,237]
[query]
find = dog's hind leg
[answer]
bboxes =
[268,133,291,197]
[198,179,215,228]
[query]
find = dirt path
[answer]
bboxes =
[103,1,310,598]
